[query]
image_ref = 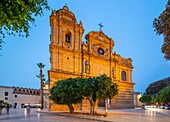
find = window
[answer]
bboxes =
[5,92,8,96]
[97,47,104,55]
[15,95,17,98]
[121,71,126,81]
[21,104,24,108]
[14,89,17,92]
[14,103,17,108]
[5,97,8,100]
[37,91,40,95]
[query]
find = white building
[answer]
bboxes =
[0,86,40,108]
[134,92,143,107]
[43,82,49,108]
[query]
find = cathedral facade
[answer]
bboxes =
[48,6,134,111]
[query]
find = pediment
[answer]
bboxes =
[85,30,114,44]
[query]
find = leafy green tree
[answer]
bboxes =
[0,100,4,115]
[0,0,50,50]
[80,77,95,114]
[153,0,170,60]
[49,75,118,114]
[83,75,118,115]
[151,94,161,105]
[0,40,4,51]
[145,77,170,95]
[37,62,45,109]
[49,78,84,113]
[139,95,152,105]
[157,85,170,105]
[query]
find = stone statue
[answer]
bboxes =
[112,68,115,78]
[65,34,71,43]
[85,60,90,73]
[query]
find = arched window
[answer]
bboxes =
[37,91,40,95]
[19,89,21,92]
[14,89,17,92]
[121,71,126,81]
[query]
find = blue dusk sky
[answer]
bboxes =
[0,0,169,93]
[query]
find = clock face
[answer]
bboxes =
[97,47,104,55]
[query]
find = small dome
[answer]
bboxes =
[63,5,69,11]
[54,5,77,23]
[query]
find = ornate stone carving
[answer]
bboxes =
[94,35,105,41]
[85,60,90,73]
[112,67,116,78]
[91,44,109,57]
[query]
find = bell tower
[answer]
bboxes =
[49,5,84,73]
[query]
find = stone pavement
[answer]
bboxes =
[38,107,170,122]
[0,108,95,122]
[0,107,169,122]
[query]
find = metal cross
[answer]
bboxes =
[98,22,104,31]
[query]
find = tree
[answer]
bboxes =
[157,85,170,105]
[49,75,118,114]
[37,62,45,109]
[145,77,170,95]
[49,78,84,113]
[80,77,95,114]
[151,94,161,106]
[153,0,170,60]
[139,95,152,105]
[0,0,50,50]
[83,75,118,115]
[0,40,4,51]
[0,100,4,115]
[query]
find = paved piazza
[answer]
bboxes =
[0,108,169,122]
[0,108,96,122]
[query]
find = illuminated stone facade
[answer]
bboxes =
[48,6,134,111]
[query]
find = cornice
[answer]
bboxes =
[49,69,80,76]
[113,80,135,85]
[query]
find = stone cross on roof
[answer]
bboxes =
[98,22,104,31]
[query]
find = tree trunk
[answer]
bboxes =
[92,100,98,115]
[68,104,74,113]
[80,101,82,110]
[40,69,44,109]
[87,97,93,114]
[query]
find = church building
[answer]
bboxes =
[48,6,134,111]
